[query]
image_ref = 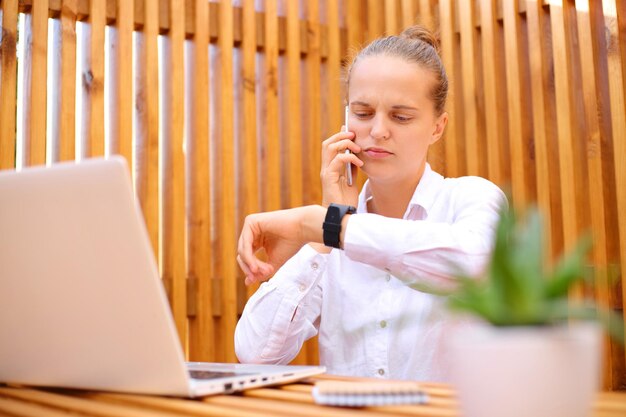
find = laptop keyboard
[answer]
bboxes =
[189,370,253,380]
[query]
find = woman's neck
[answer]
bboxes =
[367,172,424,219]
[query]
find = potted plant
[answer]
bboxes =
[414,204,623,417]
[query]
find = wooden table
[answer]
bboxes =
[1,374,625,417]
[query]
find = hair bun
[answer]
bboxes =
[399,25,440,54]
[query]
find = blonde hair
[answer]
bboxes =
[345,25,448,115]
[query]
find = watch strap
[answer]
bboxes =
[323,203,356,248]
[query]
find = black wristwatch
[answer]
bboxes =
[323,203,357,249]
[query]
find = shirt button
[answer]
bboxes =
[298,284,306,292]
[311,262,319,270]
[385,274,391,282]
[378,368,385,376]
[380,320,387,328]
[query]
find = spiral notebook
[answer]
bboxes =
[312,380,429,407]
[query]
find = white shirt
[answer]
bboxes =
[234,164,506,381]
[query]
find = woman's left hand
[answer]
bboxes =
[320,130,363,207]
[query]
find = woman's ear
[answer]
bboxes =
[429,112,448,145]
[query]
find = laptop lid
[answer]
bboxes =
[0,157,192,396]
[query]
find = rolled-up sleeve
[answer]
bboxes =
[235,244,327,364]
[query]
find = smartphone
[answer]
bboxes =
[344,105,353,186]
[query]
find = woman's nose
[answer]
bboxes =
[369,115,390,140]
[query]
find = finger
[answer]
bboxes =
[237,219,260,275]
[327,138,361,155]
[321,131,355,154]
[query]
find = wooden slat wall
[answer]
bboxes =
[1,0,625,390]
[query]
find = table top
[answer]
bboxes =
[1,374,625,417]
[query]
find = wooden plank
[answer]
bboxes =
[87,0,105,157]
[286,0,303,209]
[0,387,181,417]
[203,395,410,417]
[59,0,77,162]
[305,0,323,206]
[0,395,79,417]
[479,0,506,186]
[117,0,133,169]
[263,0,280,211]
[27,0,47,166]
[240,0,259,303]
[458,0,480,176]
[327,0,342,133]
[367,0,383,41]
[188,0,215,363]
[438,0,458,178]
[385,0,398,35]
[135,0,160,260]
[503,0,533,208]
[47,18,61,163]
[419,0,435,31]
[549,0,587,256]
[401,0,416,28]
[421,0,446,175]
[602,0,626,387]
[0,0,18,169]
[525,0,562,259]
[218,0,237,363]
[347,0,364,52]
[160,0,188,353]
[574,0,615,389]
[86,392,267,417]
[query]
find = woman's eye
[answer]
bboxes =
[394,114,412,122]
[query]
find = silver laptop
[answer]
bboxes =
[0,156,324,397]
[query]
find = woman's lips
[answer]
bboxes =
[363,147,393,159]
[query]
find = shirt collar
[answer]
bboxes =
[357,163,445,219]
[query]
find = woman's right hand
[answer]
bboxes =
[320,129,363,207]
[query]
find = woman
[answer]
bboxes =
[234,25,505,382]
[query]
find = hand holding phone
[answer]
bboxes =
[343,106,353,186]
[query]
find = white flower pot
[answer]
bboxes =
[448,322,602,417]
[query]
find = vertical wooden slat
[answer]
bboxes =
[479,0,505,186]
[438,0,458,178]
[302,0,323,366]
[117,0,133,168]
[385,0,398,35]
[27,0,48,166]
[401,0,416,28]
[218,0,237,363]
[161,0,188,352]
[48,18,61,164]
[59,0,77,162]
[458,0,480,176]
[503,0,533,208]
[367,0,383,41]
[87,0,105,157]
[347,0,364,51]
[286,0,306,365]
[0,0,18,169]
[549,0,587,259]
[188,0,214,362]
[264,0,280,212]
[421,0,446,174]
[419,0,435,31]
[574,0,615,389]
[526,0,560,259]
[602,0,626,383]
[241,0,259,302]
[327,0,342,133]
[286,0,302,208]
[136,0,160,260]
